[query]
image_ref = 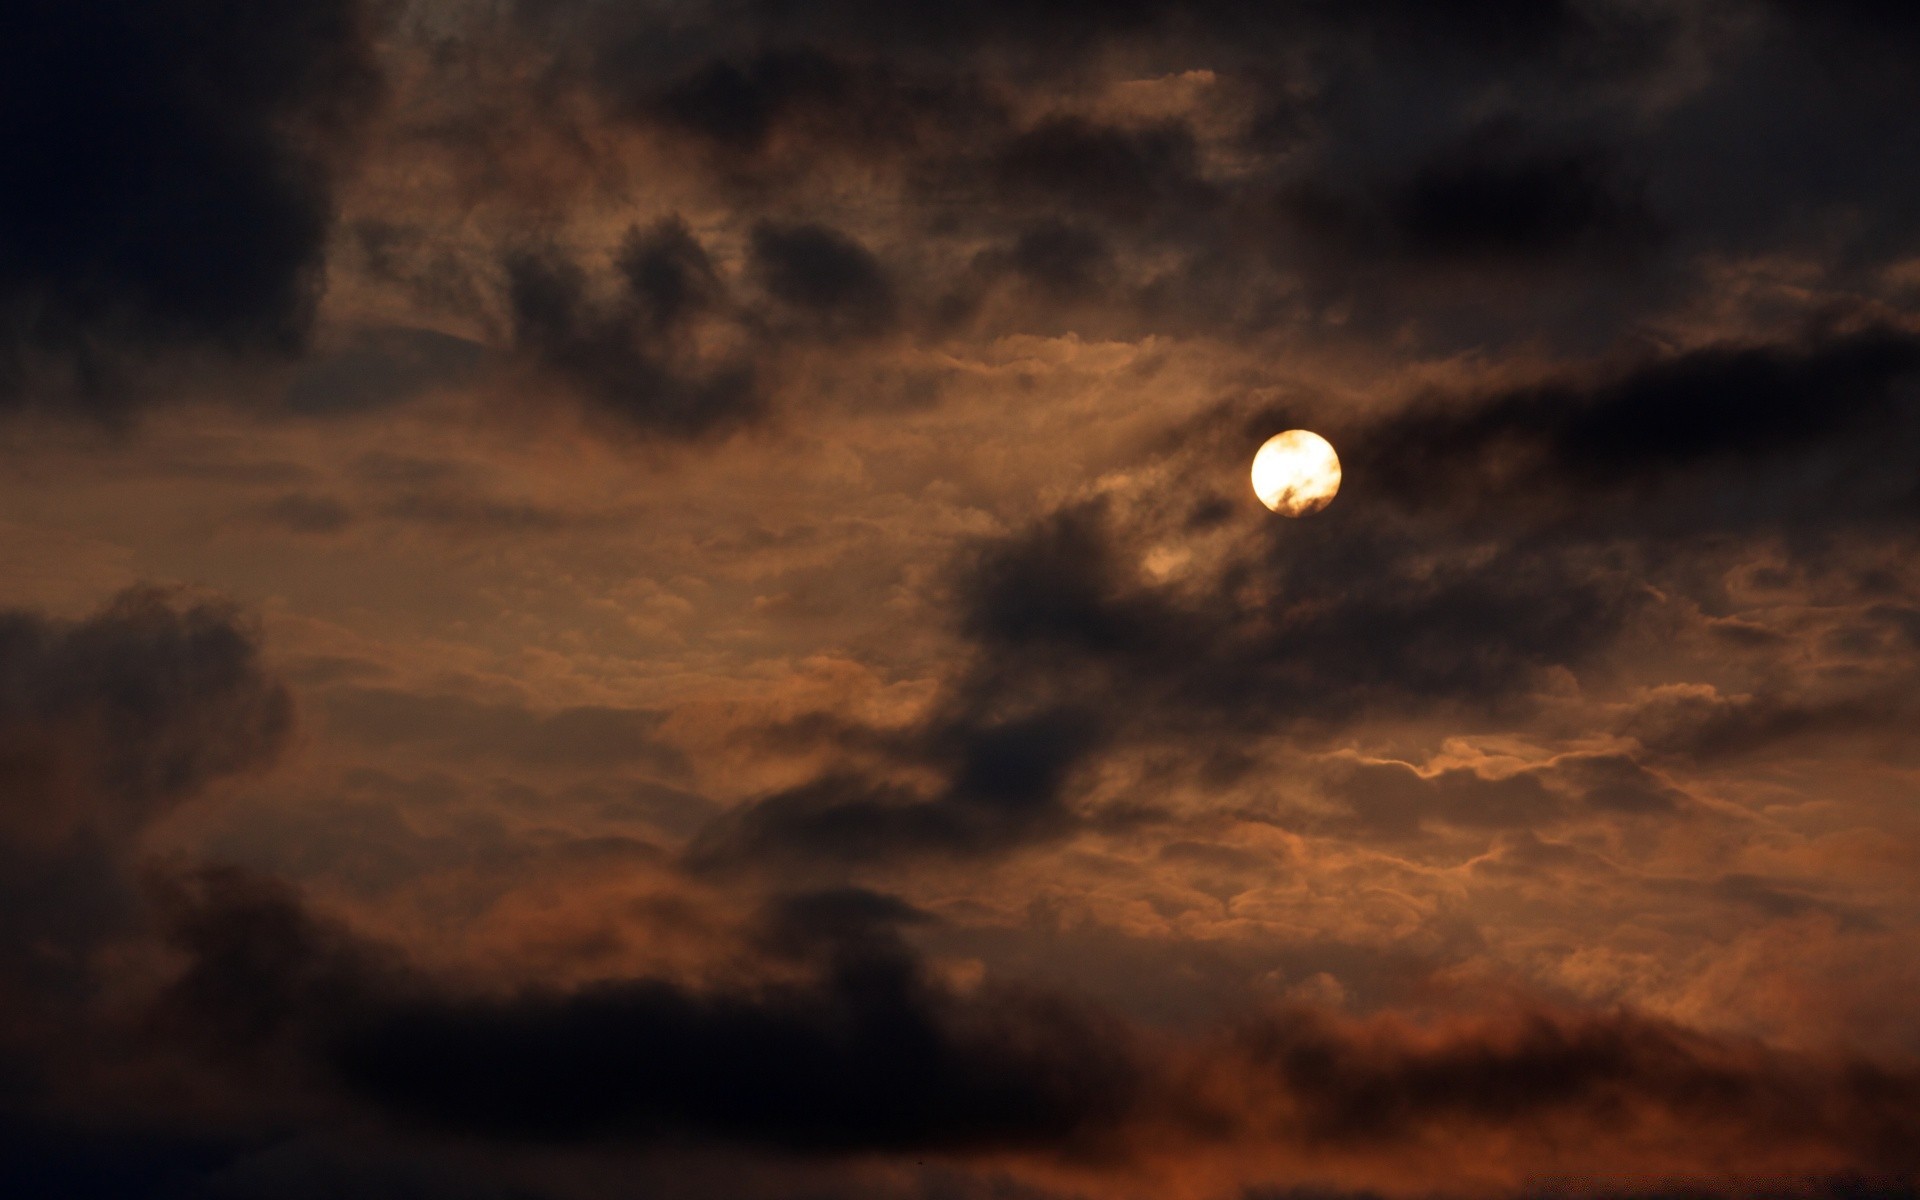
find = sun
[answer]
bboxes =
[1251,430,1341,516]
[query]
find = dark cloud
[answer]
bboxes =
[640,49,1000,162]
[332,959,1133,1152]
[506,222,762,437]
[691,473,1659,870]
[130,870,1920,1179]
[0,589,293,838]
[0,1117,251,1200]
[480,0,1920,360]
[1767,0,1920,46]
[692,477,1651,868]
[202,1138,554,1200]
[689,705,1104,868]
[1352,324,1920,530]
[1231,1006,1920,1168]
[1551,753,1686,815]
[991,118,1217,230]
[1387,142,1657,265]
[1623,683,1916,763]
[753,886,935,952]
[0,833,136,1008]
[959,502,1641,729]
[618,219,726,333]
[152,870,1142,1154]
[877,325,1916,791]
[748,222,897,337]
[0,0,380,415]
[433,0,1920,351]
[0,590,293,1106]
[656,53,853,149]
[152,865,407,1055]
[647,0,1614,65]
[1000,222,1116,300]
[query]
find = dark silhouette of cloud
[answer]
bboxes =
[959,502,1641,728]
[0,589,293,836]
[0,0,381,415]
[152,869,1143,1153]
[748,222,898,337]
[689,705,1104,868]
[1229,1007,1920,1168]
[1376,142,1659,265]
[1352,324,1920,529]
[641,49,999,161]
[0,590,293,1119]
[1001,222,1116,299]
[505,222,763,437]
[991,118,1218,229]
[122,870,1920,1180]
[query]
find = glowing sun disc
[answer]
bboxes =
[1251,430,1341,516]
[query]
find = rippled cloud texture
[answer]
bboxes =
[4,2,1920,1197]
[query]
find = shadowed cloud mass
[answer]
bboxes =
[4,2,1920,1198]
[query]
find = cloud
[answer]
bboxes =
[1304,747,1693,842]
[320,686,688,775]
[995,221,1118,300]
[957,501,1641,728]
[688,705,1105,868]
[127,869,1920,1189]
[152,869,1143,1153]
[1623,682,1918,763]
[283,325,486,416]
[0,589,293,1093]
[1220,1006,1920,1177]
[10,3,1920,1196]
[991,117,1218,229]
[675,321,1920,873]
[152,865,407,1055]
[636,48,1000,163]
[504,223,763,437]
[1292,137,1660,268]
[258,492,355,534]
[0,588,293,841]
[1350,324,1920,533]
[685,323,1920,867]
[689,477,1646,868]
[0,0,381,415]
[748,222,898,337]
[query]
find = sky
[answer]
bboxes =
[4,1,1920,1197]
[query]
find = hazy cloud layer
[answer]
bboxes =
[5,1,1920,1198]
